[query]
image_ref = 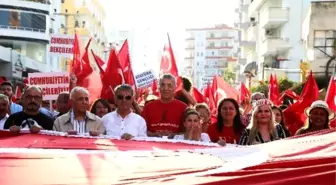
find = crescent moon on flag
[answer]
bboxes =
[216,89,227,99]
[118,68,125,84]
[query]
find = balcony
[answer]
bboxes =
[260,8,289,29]
[248,0,266,17]
[263,68,301,81]
[2,0,50,14]
[260,37,291,56]
[0,25,48,42]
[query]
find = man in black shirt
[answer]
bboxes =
[4,85,54,133]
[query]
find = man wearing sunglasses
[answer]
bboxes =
[102,84,147,140]
[142,73,188,138]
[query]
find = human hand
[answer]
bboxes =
[9,125,21,134]
[121,133,133,140]
[217,137,226,146]
[67,130,78,135]
[30,125,41,134]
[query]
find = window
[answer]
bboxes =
[219,50,229,56]
[313,30,336,58]
[209,42,215,47]
[196,52,199,56]
[210,33,215,38]
[200,52,203,56]
[212,51,215,56]
[221,41,228,47]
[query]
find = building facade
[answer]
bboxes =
[184,24,238,90]
[238,0,313,86]
[0,0,55,81]
[58,0,107,71]
[302,1,336,82]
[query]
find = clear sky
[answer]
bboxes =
[99,0,237,75]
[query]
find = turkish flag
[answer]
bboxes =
[101,49,125,90]
[192,87,205,103]
[239,82,250,104]
[118,39,136,88]
[283,71,319,135]
[91,50,105,74]
[325,76,336,128]
[268,74,281,106]
[212,75,239,105]
[70,33,81,75]
[76,38,93,86]
[159,33,179,77]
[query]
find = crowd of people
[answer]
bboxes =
[0,73,334,146]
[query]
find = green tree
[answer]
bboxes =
[223,68,236,85]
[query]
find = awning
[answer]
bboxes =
[243,61,258,76]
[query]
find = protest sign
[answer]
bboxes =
[28,72,70,100]
[135,70,156,88]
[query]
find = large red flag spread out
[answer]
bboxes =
[283,72,319,135]
[159,33,179,77]
[118,39,136,88]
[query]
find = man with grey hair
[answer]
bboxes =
[54,86,105,136]
[4,85,54,133]
[102,84,147,139]
[142,73,188,138]
[0,94,9,129]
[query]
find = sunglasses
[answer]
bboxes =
[117,95,132,101]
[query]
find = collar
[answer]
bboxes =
[0,114,9,120]
[115,110,132,119]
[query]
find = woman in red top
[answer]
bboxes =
[207,98,245,145]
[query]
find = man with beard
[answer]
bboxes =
[0,81,22,114]
[4,85,54,133]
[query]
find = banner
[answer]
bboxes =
[135,70,156,88]
[28,72,70,100]
[49,34,74,57]
[11,51,25,78]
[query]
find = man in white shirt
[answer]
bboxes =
[0,94,9,129]
[102,84,147,139]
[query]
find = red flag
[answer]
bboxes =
[76,38,93,86]
[212,75,239,105]
[192,87,205,103]
[239,82,250,104]
[325,76,336,110]
[118,40,136,87]
[101,49,125,89]
[91,50,105,74]
[283,72,319,135]
[269,74,281,106]
[71,33,81,75]
[160,33,179,77]
[151,79,160,97]
[325,76,336,128]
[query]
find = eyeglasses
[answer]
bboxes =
[117,95,132,101]
[25,95,42,101]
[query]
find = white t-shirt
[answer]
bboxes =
[102,111,147,137]
[173,133,211,142]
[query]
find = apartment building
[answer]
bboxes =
[238,0,313,85]
[184,24,238,90]
[0,0,54,81]
[302,1,336,84]
[58,0,107,71]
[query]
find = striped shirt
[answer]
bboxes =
[70,111,86,134]
[239,124,287,145]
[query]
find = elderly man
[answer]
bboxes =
[54,87,105,136]
[0,94,9,129]
[102,84,147,139]
[0,81,22,114]
[142,73,188,138]
[4,85,54,133]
